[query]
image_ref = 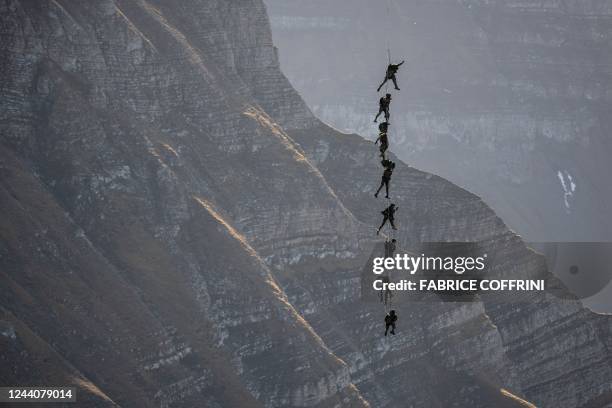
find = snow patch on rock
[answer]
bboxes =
[557,170,576,212]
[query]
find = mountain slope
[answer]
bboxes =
[1,0,369,406]
[1,1,611,407]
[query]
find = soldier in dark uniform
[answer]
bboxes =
[375,159,395,199]
[378,121,389,133]
[384,310,398,336]
[384,238,397,258]
[374,93,392,123]
[377,203,398,235]
[377,61,404,92]
[375,132,388,159]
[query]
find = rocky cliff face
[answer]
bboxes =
[265,0,612,244]
[287,124,612,408]
[1,1,611,407]
[1,1,367,406]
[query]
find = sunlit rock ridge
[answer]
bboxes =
[1,1,611,407]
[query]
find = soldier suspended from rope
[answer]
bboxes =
[377,61,404,92]
[375,122,389,158]
[379,239,397,305]
[379,275,394,305]
[374,159,395,199]
[384,238,397,258]
[377,203,398,235]
[384,310,398,336]
[374,93,392,123]
[378,121,389,133]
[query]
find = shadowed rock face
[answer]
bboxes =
[1,1,611,407]
[265,0,612,243]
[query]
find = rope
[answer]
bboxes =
[386,0,392,64]
[385,0,391,64]
[384,0,391,93]
[379,0,398,321]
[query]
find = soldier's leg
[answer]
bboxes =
[377,216,388,234]
[377,77,388,92]
[375,179,385,197]
[374,109,383,122]
[385,179,390,198]
[380,143,387,158]
[389,217,396,230]
[391,322,396,334]
[392,76,399,90]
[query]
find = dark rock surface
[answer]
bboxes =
[1,1,611,407]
